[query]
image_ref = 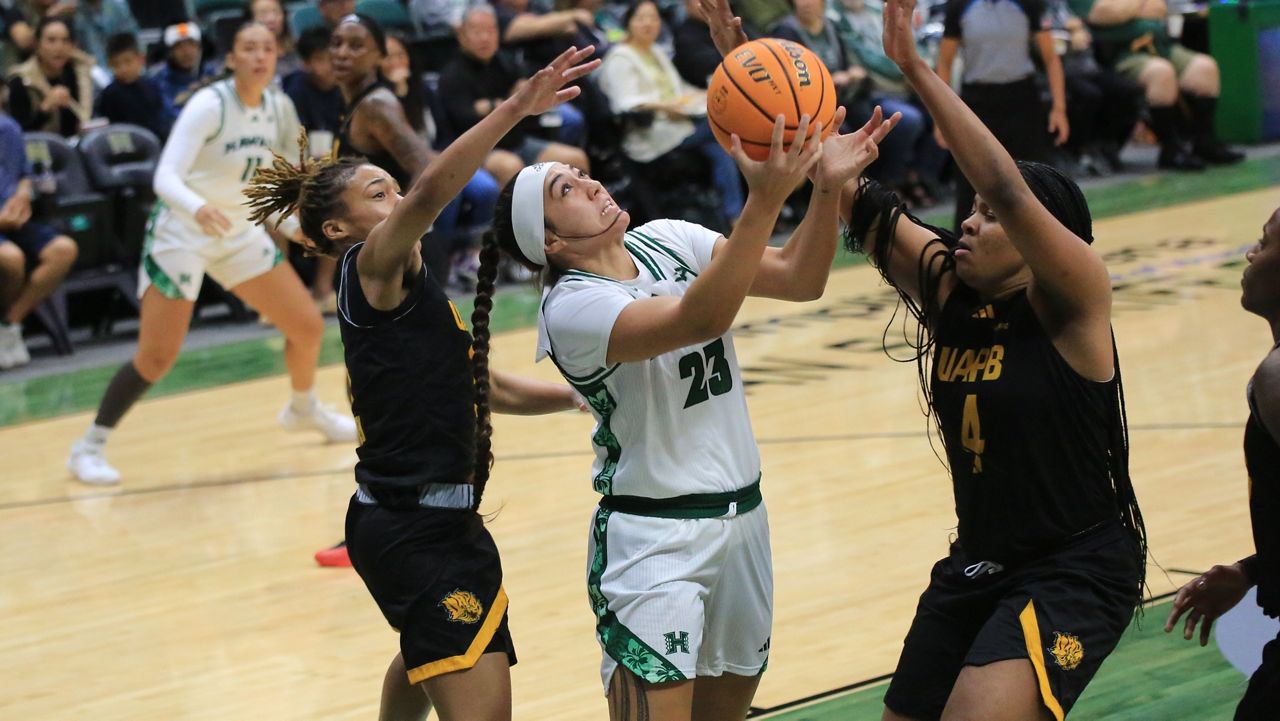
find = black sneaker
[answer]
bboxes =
[1194,141,1246,165]
[1158,146,1206,171]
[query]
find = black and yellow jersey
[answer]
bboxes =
[1245,381,1280,617]
[337,243,475,488]
[931,284,1120,564]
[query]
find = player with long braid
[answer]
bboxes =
[244,46,598,721]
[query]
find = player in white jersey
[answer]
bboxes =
[486,105,898,718]
[66,22,356,486]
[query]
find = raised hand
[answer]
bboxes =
[1164,563,1252,647]
[731,114,824,206]
[811,105,901,189]
[1048,105,1070,146]
[698,0,749,57]
[506,46,601,118]
[883,0,922,71]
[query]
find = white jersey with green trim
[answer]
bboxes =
[535,219,761,499]
[152,78,302,238]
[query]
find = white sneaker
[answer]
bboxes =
[67,440,122,485]
[0,323,29,369]
[279,401,358,443]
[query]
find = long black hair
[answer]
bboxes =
[844,162,1148,604]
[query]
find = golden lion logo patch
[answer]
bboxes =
[440,589,484,624]
[1049,632,1084,671]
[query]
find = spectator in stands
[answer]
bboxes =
[410,0,471,35]
[937,0,1068,229]
[673,0,724,89]
[318,0,356,30]
[380,32,433,140]
[283,26,341,149]
[0,92,78,369]
[490,0,594,143]
[2,4,36,61]
[72,0,137,68]
[831,0,942,204]
[150,22,215,111]
[6,17,93,135]
[95,32,173,140]
[438,4,590,186]
[248,0,300,78]
[9,0,75,60]
[1045,0,1142,174]
[1071,0,1243,169]
[598,0,743,223]
[736,0,789,37]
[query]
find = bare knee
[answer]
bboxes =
[941,661,1052,721]
[1179,53,1220,96]
[1139,58,1179,106]
[283,305,324,346]
[0,243,25,279]
[133,343,181,380]
[539,143,590,173]
[39,236,78,272]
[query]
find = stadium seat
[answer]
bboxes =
[356,0,414,33]
[192,0,246,20]
[292,5,325,35]
[23,133,138,353]
[78,124,162,264]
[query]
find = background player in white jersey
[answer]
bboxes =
[487,108,897,718]
[66,22,355,485]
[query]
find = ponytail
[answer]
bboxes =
[469,232,502,508]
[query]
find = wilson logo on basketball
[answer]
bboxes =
[1049,632,1084,670]
[440,589,484,624]
[777,41,812,87]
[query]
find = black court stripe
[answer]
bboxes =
[759,38,803,121]
[5,422,1242,511]
[708,113,774,149]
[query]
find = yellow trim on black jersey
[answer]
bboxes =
[1018,599,1066,721]
[405,586,509,684]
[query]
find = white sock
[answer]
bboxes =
[83,423,112,446]
[291,389,318,414]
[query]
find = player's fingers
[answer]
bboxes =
[1200,617,1214,647]
[729,133,749,165]
[563,58,601,82]
[828,106,848,134]
[1184,609,1202,641]
[554,87,582,103]
[768,114,787,156]
[857,105,883,137]
[789,114,812,160]
[548,45,579,71]
[871,113,902,144]
[1165,592,1191,632]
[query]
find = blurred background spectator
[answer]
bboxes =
[73,0,138,70]
[246,0,299,78]
[1071,0,1243,169]
[438,4,589,186]
[598,0,742,223]
[6,17,94,135]
[937,0,1068,228]
[150,22,216,111]
[95,30,172,139]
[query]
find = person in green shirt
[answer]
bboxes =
[1071,0,1243,169]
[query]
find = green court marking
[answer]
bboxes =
[760,600,1248,720]
[3,154,1279,428]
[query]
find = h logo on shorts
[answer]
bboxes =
[664,631,690,654]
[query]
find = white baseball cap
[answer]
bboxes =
[163,22,202,48]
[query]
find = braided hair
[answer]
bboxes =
[243,129,364,257]
[844,162,1148,605]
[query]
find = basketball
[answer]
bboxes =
[707,38,838,161]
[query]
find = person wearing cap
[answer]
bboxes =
[149,21,216,111]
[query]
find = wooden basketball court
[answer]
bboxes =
[0,186,1274,720]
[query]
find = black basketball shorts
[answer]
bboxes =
[346,492,517,684]
[883,523,1142,721]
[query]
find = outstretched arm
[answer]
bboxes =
[491,370,587,414]
[744,106,902,301]
[884,0,1110,354]
[359,46,600,283]
[698,0,749,56]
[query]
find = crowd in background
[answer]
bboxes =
[0,0,1249,369]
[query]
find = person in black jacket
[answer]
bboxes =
[95,32,174,140]
[438,4,588,186]
[1165,205,1280,721]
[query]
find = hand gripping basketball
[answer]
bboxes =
[730,113,824,206]
[811,105,903,189]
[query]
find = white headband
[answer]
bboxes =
[512,163,552,266]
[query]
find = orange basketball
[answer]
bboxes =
[707,38,837,161]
